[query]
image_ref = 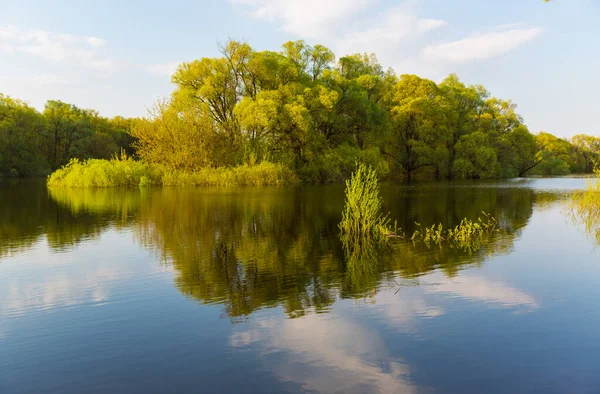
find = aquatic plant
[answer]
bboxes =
[47,157,298,188]
[570,169,600,243]
[410,212,498,253]
[339,163,394,248]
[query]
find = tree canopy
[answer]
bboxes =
[1,39,597,180]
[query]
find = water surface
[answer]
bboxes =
[1,179,599,393]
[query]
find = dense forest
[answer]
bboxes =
[2,40,599,181]
[0,95,135,177]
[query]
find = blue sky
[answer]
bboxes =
[0,0,598,138]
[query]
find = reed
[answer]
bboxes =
[47,157,298,188]
[570,169,600,242]
[410,212,498,252]
[339,163,394,250]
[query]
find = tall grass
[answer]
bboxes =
[570,169,600,243]
[410,212,498,253]
[339,163,394,249]
[47,157,298,188]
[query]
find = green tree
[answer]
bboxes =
[131,100,219,171]
[383,74,449,181]
[0,94,49,176]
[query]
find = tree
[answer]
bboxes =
[0,95,49,176]
[452,132,498,179]
[439,74,483,178]
[533,132,577,175]
[571,134,600,173]
[131,99,219,171]
[384,75,449,181]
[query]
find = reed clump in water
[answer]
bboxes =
[47,153,298,188]
[570,169,600,242]
[339,163,395,250]
[339,164,397,292]
[410,212,498,252]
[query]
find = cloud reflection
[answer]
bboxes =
[231,314,418,393]
[424,272,538,310]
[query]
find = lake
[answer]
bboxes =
[1,178,599,394]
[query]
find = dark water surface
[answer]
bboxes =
[1,179,599,394]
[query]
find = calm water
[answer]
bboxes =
[1,179,599,394]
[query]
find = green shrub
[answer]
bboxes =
[47,158,298,188]
[339,163,393,248]
[299,145,389,183]
[570,170,600,243]
[410,212,498,253]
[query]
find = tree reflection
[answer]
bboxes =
[132,184,535,320]
[0,181,139,258]
[4,182,544,320]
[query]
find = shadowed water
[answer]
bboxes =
[1,178,599,393]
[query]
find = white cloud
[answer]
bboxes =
[422,27,543,64]
[0,25,115,71]
[26,73,70,86]
[230,1,543,80]
[230,314,417,393]
[424,273,539,310]
[230,0,372,38]
[145,61,181,77]
[334,5,447,66]
[417,19,448,34]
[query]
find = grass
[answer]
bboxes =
[410,212,498,253]
[570,170,600,243]
[339,163,394,250]
[47,157,298,188]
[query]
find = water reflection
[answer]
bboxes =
[227,268,539,393]
[230,313,417,393]
[2,179,599,394]
[0,181,138,258]
[0,182,549,321]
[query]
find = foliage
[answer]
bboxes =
[0,94,49,176]
[339,164,393,249]
[161,161,298,186]
[298,145,389,182]
[570,169,600,243]
[0,94,135,177]
[131,100,223,171]
[410,212,498,253]
[47,157,162,188]
[47,157,298,188]
[3,40,600,182]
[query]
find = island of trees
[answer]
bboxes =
[1,40,598,184]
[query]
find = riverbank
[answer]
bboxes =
[46,158,298,188]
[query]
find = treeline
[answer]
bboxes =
[3,40,600,181]
[0,94,135,177]
[131,40,599,181]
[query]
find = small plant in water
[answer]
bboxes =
[339,163,397,292]
[339,163,394,249]
[410,212,498,253]
[570,168,600,243]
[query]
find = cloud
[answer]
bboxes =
[0,25,116,71]
[230,1,543,80]
[334,5,447,66]
[145,61,181,77]
[230,314,417,393]
[422,27,543,64]
[229,0,371,38]
[424,273,539,310]
[0,73,71,87]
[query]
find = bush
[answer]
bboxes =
[47,158,162,188]
[47,158,298,188]
[339,163,392,247]
[570,170,600,243]
[299,145,389,183]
